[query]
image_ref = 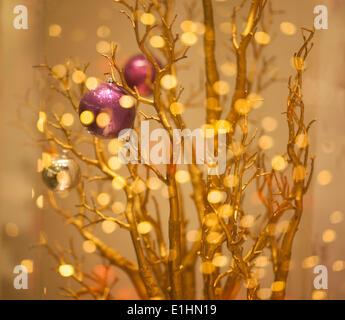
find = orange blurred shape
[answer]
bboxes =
[116,287,139,300]
[92,265,117,284]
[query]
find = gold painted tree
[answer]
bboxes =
[31,0,315,300]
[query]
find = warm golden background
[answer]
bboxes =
[0,0,344,299]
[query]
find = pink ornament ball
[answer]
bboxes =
[124,54,156,97]
[78,82,136,139]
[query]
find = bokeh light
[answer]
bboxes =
[254,31,271,45]
[102,220,117,234]
[150,35,165,48]
[322,229,336,243]
[59,264,74,277]
[61,113,74,127]
[160,74,177,90]
[137,221,152,235]
[49,24,62,37]
[317,170,332,186]
[175,170,190,184]
[21,260,34,273]
[280,22,296,35]
[80,110,94,125]
[83,240,96,253]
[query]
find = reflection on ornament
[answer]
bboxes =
[42,152,80,192]
[79,82,136,138]
[124,55,158,96]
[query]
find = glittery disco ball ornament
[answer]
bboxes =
[42,152,80,191]
[79,81,136,138]
[124,55,156,96]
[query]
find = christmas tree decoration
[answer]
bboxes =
[79,81,136,138]
[124,55,156,96]
[30,0,323,301]
[42,152,80,191]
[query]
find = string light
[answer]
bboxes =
[108,156,122,170]
[37,111,46,133]
[59,264,74,277]
[255,31,271,45]
[72,70,86,84]
[97,25,111,38]
[21,260,34,273]
[280,22,296,35]
[258,135,274,150]
[302,256,319,269]
[181,32,198,46]
[102,220,117,234]
[36,195,44,209]
[332,260,345,272]
[247,93,264,109]
[220,62,236,77]
[186,230,201,242]
[329,211,343,224]
[5,222,19,237]
[257,288,271,299]
[175,170,190,184]
[312,290,327,300]
[261,116,277,132]
[150,35,165,48]
[49,24,62,37]
[96,112,111,128]
[61,113,74,127]
[83,240,96,253]
[212,255,228,267]
[317,170,332,186]
[322,229,336,243]
[112,201,125,214]
[52,64,66,78]
[170,102,185,116]
[215,120,231,133]
[271,155,287,171]
[207,190,223,204]
[235,98,251,115]
[271,281,285,292]
[240,215,255,228]
[146,177,162,190]
[137,221,152,234]
[203,214,218,227]
[180,20,197,32]
[160,74,177,90]
[86,77,99,90]
[80,110,94,125]
[218,204,233,219]
[213,80,229,95]
[108,139,123,154]
[140,13,156,25]
[223,174,238,188]
[119,95,135,108]
[96,40,111,54]
[295,133,308,148]
[97,193,111,206]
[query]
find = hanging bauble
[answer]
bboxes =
[124,55,156,97]
[42,151,80,192]
[79,81,136,139]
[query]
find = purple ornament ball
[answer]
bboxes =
[78,82,136,139]
[124,55,156,97]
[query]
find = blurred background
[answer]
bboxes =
[0,0,344,299]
